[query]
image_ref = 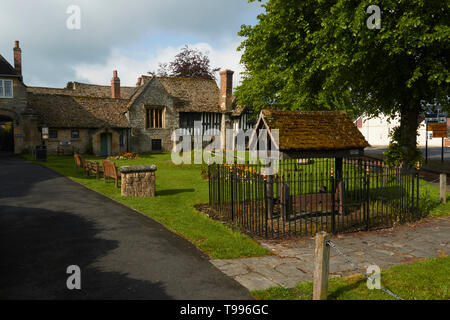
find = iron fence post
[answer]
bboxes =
[331,168,336,234]
[264,178,269,239]
[365,165,370,231]
[230,168,234,221]
[208,164,211,207]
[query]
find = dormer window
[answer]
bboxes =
[0,79,13,98]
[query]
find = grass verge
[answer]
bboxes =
[252,256,450,300]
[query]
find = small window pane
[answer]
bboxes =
[4,80,12,97]
[49,129,58,139]
[146,107,164,128]
[71,130,79,139]
[0,80,3,97]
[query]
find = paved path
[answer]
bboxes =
[211,218,450,291]
[0,155,252,299]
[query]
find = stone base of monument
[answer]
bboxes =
[120,165,157,197]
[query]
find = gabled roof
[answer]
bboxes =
[127,76,222,113]
[27,82,138,99]
[27,92,130,128]
[157,77,221,113]
[26,75,223,129]
[257,109,369,151]
[0,55,20,77]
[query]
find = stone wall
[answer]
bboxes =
[120,165,157,197]
[128,79,179,153]
[46,128,89,154]
[0,77,40,153]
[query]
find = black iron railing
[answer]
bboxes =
[208,158,421,238]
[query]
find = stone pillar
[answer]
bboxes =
[120,165,157,197]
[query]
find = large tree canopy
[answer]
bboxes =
[236,0,449,164]
[154,45,219,80]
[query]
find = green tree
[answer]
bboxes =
[236,0,449,165]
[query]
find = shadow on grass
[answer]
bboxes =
[157,188,195,196]
[327,277,366,300]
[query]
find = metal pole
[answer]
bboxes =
[442,137,444,163]
[425,132,428,164]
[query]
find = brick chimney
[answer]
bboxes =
[136,77,142,87]
[111,70,120,99]
[219,69,234,111]
[13,40,22,75]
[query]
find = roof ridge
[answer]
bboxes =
[27,91,130,101]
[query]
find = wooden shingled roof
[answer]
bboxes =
[259,109,369,151]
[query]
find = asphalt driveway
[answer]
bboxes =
[0,155,252,299]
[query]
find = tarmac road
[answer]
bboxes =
[0,155,252,300]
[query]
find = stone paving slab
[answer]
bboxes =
[211,217,450,291]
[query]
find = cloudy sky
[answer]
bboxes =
[0,0,265,88]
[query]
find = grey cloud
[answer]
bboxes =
[0,0,263,87]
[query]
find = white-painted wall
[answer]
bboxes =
[356,114,447,147]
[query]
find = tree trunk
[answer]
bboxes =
[399,104,420,168]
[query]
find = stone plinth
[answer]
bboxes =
[120,165,157,197]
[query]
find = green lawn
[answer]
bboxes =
[23,153,270,259]
[252,257,450,300]
[419,179,450,217]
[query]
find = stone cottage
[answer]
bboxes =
[0,41,253,156]
[0,41,41,153]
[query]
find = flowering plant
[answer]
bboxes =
[107,152,140,160]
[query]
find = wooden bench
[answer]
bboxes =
[102,160,120,188]
[74,154,102,179]
[74,154,86,173]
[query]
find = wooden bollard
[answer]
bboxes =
[440,173,447,204]
[313,231,330,300]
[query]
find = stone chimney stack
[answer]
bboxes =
[13,40,22,75]
[111,70,121,99]
[136,77,142,87]
[219,69,234,111]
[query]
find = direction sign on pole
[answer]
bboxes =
[427,123,448,138]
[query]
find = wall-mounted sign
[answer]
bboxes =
[42,127,49,135]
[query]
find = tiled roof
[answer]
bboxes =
[260,109,369,151]
[27,82,138,99]
[0,55,20,77]
[27,93,130,128]
[157,77,221,113]
[26,75,223,128]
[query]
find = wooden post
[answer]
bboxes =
[313,231,330,300]
[440,173,447,203]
